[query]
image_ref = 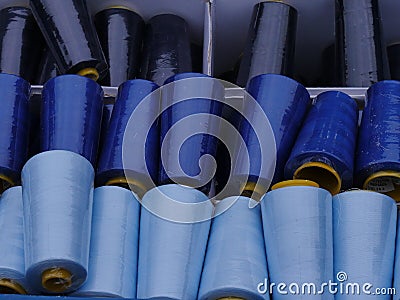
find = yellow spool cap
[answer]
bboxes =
[105,177,147,196]
[107,5,134,11]
[41,268,72,293]
[271,179,320,191]
[77,68,99,82]
[294,162,341,195]
[241,182,267,201]
[0,279,27,294]
[0,174,14,194]
[363,171,400,202]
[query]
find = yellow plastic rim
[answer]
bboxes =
[0,174,14,193]
[105,177,146,195]
[107,5,133,11]
[0,279,27,294]
[271,179,320,191]
[241,182,267,200]
[41,268,72,293]
[77,68,99,81]
[294,162,341,195]
[363,171,400,202]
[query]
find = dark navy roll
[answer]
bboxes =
[159,73,224,195]
[191,42,203,74]
[388,43,400,81]
[94,7,144,87]
[97,103,114,164]
[335,0,389,86]
[236,1,297,87]
[234,74,311,197]
[356,80,400,201]
[0,73,30,193]
[97,79,159,197]
[36,47,58,84]
[140,14,192,86]
[285,91,358,194]
[41,75,104,166]
[0,6,44,83]
[30,0,108,81]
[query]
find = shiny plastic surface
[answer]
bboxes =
[30,0,107,78]
[137,184,212,300]
[0,6,44,83]
[36,47,58,85]
[198,196,269,300]
[73,186,139,298]
[392,209,400,297]
[335,0,390,86]
[140,14,192,86]
[333,191,396,300]
[388,43,400,81]
[285,91,358,190]
[262,186,333,300]
[237,1,297,87]
[21,150,94,294]
[94,7,144,86]
[41,75,104,166]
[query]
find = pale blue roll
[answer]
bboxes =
[0,187,29,293]
[198,196,270,300]
[262,186,333,300]
[333,191,396,300]
[73,186,140,298]
[22,150,94,294]
[393,209,400,298]
[137,184,213,300]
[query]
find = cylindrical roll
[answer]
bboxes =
[0,6,44,83]
[392,209,400,296]
[29,0,108,81]
[41,75,104,166]
[262,181,333,300]
[198,196,269,300]
[97,79,159,197]
[73,186,140,298]
[387,43,400,81]
[0,187,29,294]
[137,184,212,300]
[140,14,192,86]
[234,74,311,197]
[36,47,58,84]
[22,150,94,294]
[97,103,114,162]
[333,191,397,300]
[335,0,390,86]
[355,80,400,201]
[285,91,358,194]
[159,73,224,195]
[94,7,144,87]
[0,73,30,193]
[236,1,297,87]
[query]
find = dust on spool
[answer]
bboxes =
[0,174,14,194]
[77,68,99,82]
[0,279,27,294]
[41,268,72,293]
[363,171,400,202]
[294,162,341,195]
[271,179,320,190]
[105,177,146,196]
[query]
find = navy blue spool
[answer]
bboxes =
[41,75,104,166]
[159,73,224,195]
[285,91,358,194]
[97,79,159,196]
[388,43,400,81]
[0,73,30,192]
[97,103,114,163]
[236,74,311,194]
[356,80,400,201]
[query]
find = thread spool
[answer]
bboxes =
[262,180,333,300]
[73,186,140,298]
[0,73,30,193]
[97,79,159,197]
[94,7,144,86]
[30,0,108,80]
[285,91,358,195]
[36,47,58,84]
[159,73,224,195]
[236,1,297,87]
[335,0,390,86]
[356,80,400,201]
[137,184,212,300]
[387,43,400,81]
[392,209,400,295]
[0,6,44,83]
[198,196,269,300]
[140,14,192,86]
[234,74,311,198]
[0,187,28,294]
[333,191,396,300]
[22,150,94,293]
[41,75,104,166]
[97,103,114,161]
